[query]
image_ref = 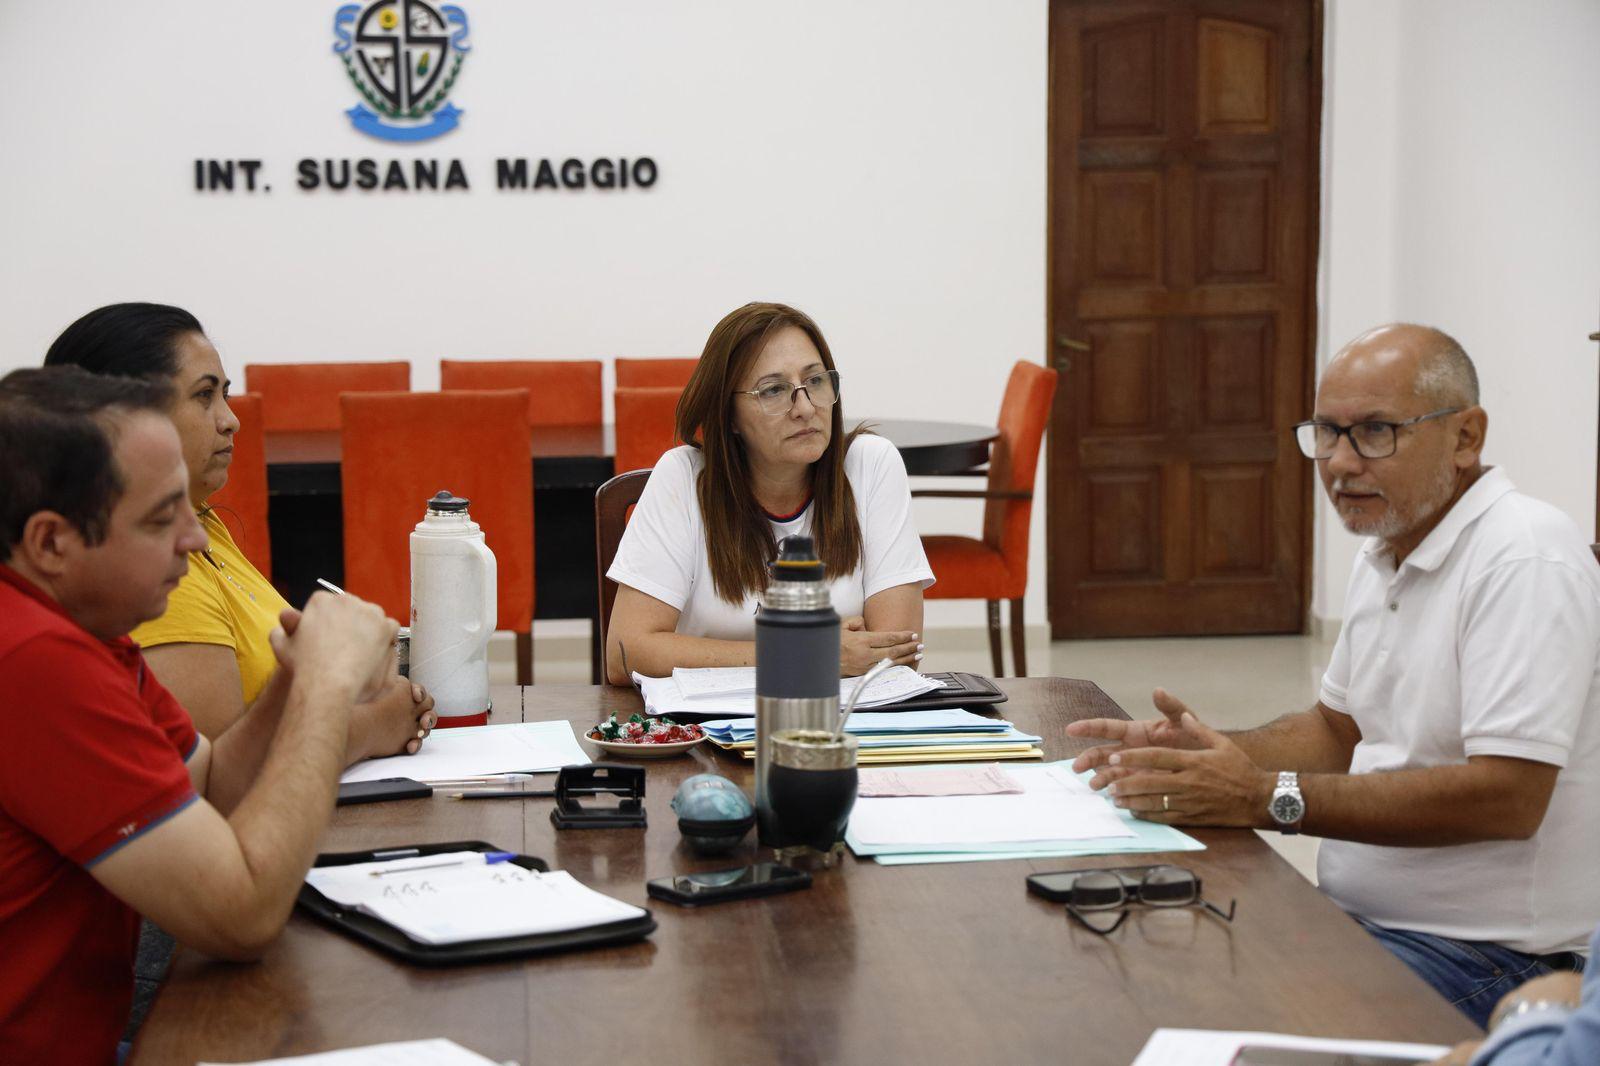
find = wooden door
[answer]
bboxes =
[1047,0,1321,637]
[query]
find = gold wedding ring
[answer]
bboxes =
[1162,794,1170,812]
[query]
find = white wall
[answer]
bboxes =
[6,1,1596,636]
[1315,0,1600,621]
[0,1,1050,632]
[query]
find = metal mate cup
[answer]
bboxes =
[766,729,858,868]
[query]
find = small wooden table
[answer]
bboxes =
[130,680,1477,1064]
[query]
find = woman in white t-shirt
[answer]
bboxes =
[605,302,934,684]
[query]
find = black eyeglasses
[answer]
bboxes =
[733,369,841,416]
[1034,865,1236,936]
[1292,408,1459,460]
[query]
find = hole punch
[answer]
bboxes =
[549,763,648,830]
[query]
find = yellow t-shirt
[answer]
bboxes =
[132,509,291,705]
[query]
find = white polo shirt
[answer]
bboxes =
[608,434,935,640]
[1317,467,1600,955]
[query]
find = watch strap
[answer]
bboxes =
[1271,771,1304,834]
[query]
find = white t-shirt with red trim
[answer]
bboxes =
[608,434,934,641]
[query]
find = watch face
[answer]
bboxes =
[1271,793,1304,824]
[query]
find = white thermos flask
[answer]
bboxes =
[409,490,496,727]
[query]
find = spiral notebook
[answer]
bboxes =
[297,840,655,965]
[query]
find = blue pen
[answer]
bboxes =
[368,851,517,877]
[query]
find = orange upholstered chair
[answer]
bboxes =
[339,389,536,684]
[916,361,1058,677]
[613,386,683,474]
[206,393,272,580]
[440,359,602,427]
[245,361,411,431]
[615,358,699,389]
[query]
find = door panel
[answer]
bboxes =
[1048,0,1320,638]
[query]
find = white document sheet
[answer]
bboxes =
[200,1037,500,1065]
[339,720,590,784]
[1133,1029,1447,1065]
[651,665,942,716]
[847,764,1133,846]
[305,852,646,945]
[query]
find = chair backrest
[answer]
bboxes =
[440,359,602,427]
[245,361,411,431]
[206,393,272,580]
[983,361,1059,572]
[595,469,651,651]
[615,358,699,389]
[339,390,534,632]
[613,386,683,474]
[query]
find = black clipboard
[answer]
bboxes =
[296,839,656,966]
[871,671,1007,712]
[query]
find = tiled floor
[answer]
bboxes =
[493,626,1335,882]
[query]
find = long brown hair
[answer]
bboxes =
[676,302,864,603]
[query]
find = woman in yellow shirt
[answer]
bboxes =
[45,303,435,755]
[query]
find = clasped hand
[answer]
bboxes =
[268,592,436,757]
[840,616,922,676]
[1066,688,1274,827]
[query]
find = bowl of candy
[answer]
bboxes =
[586,713,707,759]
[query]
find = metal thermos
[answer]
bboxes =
[754,536,840,845]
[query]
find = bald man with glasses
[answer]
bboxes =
[1070,324,1600,1028]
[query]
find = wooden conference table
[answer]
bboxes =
[265,418,999,682]
[131,680,1478,1065]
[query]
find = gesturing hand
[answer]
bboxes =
[1089,710,1275,828]
[840,616,922,676]
[1068,688,1209,780]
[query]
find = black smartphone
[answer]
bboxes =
[646,863,812,907]
[336,777,433,806]
[1231,1047,1428,1066]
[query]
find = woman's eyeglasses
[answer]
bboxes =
[1031,865,1237,936]
[733,370,841,415]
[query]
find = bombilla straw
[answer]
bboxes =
[836,657,895,740]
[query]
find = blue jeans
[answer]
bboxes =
[1355,915,1587,1029]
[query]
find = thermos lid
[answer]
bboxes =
[771,535,825,583]
[426,490,470,514]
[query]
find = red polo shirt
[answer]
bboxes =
[0,564,198,1065]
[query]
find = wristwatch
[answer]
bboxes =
[1268,771,1305,834]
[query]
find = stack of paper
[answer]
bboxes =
[304,852,646,945]
[844,762,1205,865]
[339,721,590,785]
[699,708,1046,765]
[201,1039,503,1065]
[1132,1029,1445,1065]
[636,665,944,720]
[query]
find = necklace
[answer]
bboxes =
[203,550,257,603]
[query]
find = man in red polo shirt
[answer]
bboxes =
[0,367,398,1065]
